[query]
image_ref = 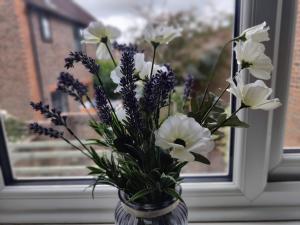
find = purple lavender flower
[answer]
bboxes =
[119,51,141,130]
[112,41,139,53]
[29,122,63,138]
[30,101,67,126]
[141,65,175,113]
[57,72,88,103]
[65,52,99,75]
[183,74,194,101]
[95,86,112,124]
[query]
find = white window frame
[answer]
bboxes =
[1,0,300,223]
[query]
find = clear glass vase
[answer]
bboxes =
[115,186,188,225]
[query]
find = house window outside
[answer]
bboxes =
[73,26,83,51]
[0,0,235,180]
[284,0,300,152]
[51,90,69,112]
[40,15,52,42]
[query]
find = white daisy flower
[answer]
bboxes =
[227,75,281,110]
[239,21,270,42]
[82,21,120,60]
[155,114,214,162]
[144,24,182,45]
[234,40,273,80]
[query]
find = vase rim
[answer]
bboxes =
[118,185,182,211]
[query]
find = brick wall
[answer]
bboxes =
[0,0,41,121]
[0,0,95,121]
[284,0,300,147]
[28,8,94,113]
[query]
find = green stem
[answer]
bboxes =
[150,43,159,78]
[86,95,96,109]
[168,93,172,116]
[66,127,90,152]
[211,105,244,134]
[200,39,234,111]
[61,136,92,159]
[104,41,117,67]
[201,70,240,125]
[155,91,162,128]
[79,99,97,123]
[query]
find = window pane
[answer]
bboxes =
[40,15,51,41]
[0,0,235,179]
[284,0,300,150]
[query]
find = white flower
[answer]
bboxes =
[115,104,126,121]
[95,42,111,60]
[239,22,270,42]
[144,24,182,45]
[227,75,281,110]
[82,21,120,43]
[110,53,167,98]
[82,21,120,60]
[155,114,214,162]
[234,40,273,80]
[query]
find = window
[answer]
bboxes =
[267,0,300,182]
[73,26,83,51]
[1,0,300,224]
[51,90,69,112]
[2,0,236,181]
[284,0,300,151]
[39,14,52,42]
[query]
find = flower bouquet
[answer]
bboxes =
[29,21,280,224]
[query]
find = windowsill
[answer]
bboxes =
[6,222,299,225]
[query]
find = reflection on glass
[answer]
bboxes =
[284,0,300,150]
[0,0,234,178]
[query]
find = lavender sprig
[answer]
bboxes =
[30,101,66,126]
[30,101,92,157]
[95,86,112,125]
[57,72,88,103]
[65,52,99,75]
[57,72,97,121]
[119,51,141,131]
[112,41,139,53]
[141,65,175,113]
[183,74,194,101]
[29,122,63,138]
[29,122,92,159]
[157,65,176,107]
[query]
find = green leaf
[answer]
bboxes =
[190,152,210,165]
[164,188,183,202]
[87,166,104,175]
[222,115,249,128]
[191,97,199,112]
[86,138,109,147]
[160,173,177,188]
[129,188,153,202]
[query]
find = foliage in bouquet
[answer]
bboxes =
[29,21,281,204]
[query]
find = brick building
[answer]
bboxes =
[0,0,95,121]
[284,0,300,147]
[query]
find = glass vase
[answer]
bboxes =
[115,186,188,225]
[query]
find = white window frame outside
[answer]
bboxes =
[1,0,300,223]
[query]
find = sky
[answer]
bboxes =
[74,0,235,43]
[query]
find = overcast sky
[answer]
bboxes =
[74,0,235,43]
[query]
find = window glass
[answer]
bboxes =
[51,90,69,112]
[40,15,52,41]
[284,0,300,151]
[0,0,235,179]
[73,26,83,51]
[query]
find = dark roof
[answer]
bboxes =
[26,0,95,25]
